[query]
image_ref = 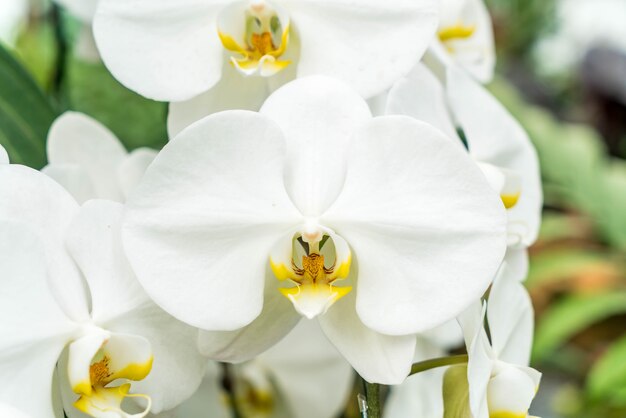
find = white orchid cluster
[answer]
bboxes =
[0,0,543,417]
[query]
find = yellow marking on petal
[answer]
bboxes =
[112,356,153,383]
[501,192,521,209]
[490,412,526,418]
[329,252,351,281]
[438,24,476,42]
[270,258,296,281]
[218,32,249,55]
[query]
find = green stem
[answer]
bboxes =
[364,381,381,418]
[410,354,469,376]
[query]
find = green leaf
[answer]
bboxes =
[443,365,472,418]
[526,248,613,289]
[588,336,626,405]
[65,58,167,151]
[0,44,58,168]
[533,292,626,361]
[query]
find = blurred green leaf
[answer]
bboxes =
[443,365,472,418]
[0,43,57,168]
[14,19,57,91]
[66,58,167,151]
[588,336,626,405]
[526,249,611,289]
[533,292,626,362]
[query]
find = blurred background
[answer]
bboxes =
[1,1,625,417]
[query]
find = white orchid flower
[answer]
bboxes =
[458,264,542,418]
[121,76,507,384]
[385,63,542,282]
[0,165,206,418]
[42,112,157,204]
[92,0,439,125]
[429,0,495,83]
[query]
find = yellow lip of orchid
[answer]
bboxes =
[270,228,353,318]
[489,412,528,418]
[69,332,154,418]
[218,0,291,77]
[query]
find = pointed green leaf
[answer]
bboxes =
[0,44,57,168]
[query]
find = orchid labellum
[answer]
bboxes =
[122,76,508,384]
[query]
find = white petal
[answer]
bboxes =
[385,62,462,144]
[107,307,207,413]
[67,331,110,394]
[0,221,77,418]
[487,363,540,417]
[168,362,231,418]
[123,111,302,330]
[94,0,228,101]
[283,0,439,98]
[421,319,464,351]
[487,264,534,366]
[323,116,507,335]
[167,63,271,138]
[458,302,492,418]
[65,200,149,325]
[384,368,445,418]
[504,247,529,282]
[447,67,543,246]
[0,403,32,418]
[258,320,354,418]
[118,148,157,200]
[198,268,301,362]
[66,202,206,412]
[260,76,371,216]
[318,286,415,384]
[0,145,8,164]
[0,164,89,321]
[41,164,96,204]
[55,0,98,23]
[46,112,128,202]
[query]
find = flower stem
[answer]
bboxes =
[410,354,468,376]
[364,381,381,418]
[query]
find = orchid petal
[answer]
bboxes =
[123,111,302,330]
[94,0,228,101]
[505,247,530,282]
[66,200,149,324]
[258,320,354,418]
[384,368,445,418]
[260,76,371,216]
[198,267,301,363]
[41,164,96,205]
[118,148,157,200]
[487,363,539,417]
[487,265,534,366]
[0,165,89,321]
[282,0,439,98]
[447,67,542,246]
[0,221,77,418]
[66,200,206,412]
[167,63,271,138]
[46,112,128,203]
[386,62,462,144]
[0,403,32,418]
[169,362,231,418]
[458,302,492,418]
[323,116,507,335]
[318,286,415,385]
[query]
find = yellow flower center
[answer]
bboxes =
[438,24,476,42]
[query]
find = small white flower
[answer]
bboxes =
[384,63,542,281]
[458,265,542,418]
[122,76,507,384]
[93,0,439,124]
[0,165,205,417]
[42,112,157,203]
[430,0,496,83]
